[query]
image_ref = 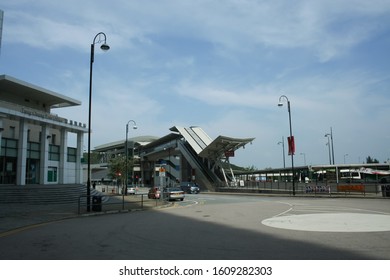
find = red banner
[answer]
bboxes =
[224,150,235,157]
[288,136,295,155]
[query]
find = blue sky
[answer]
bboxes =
[1,0,390,169]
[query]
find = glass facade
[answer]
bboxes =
[0,138,18,184]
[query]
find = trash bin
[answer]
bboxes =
[381,185,390,197]
[92,196,102,212]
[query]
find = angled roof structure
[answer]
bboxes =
[0,74,81,109]
[94,135,159,152]
[170,126,212,154]
[199,135,255,160]
[170,125,255,160]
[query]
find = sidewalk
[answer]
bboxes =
[1,186,387,236]
[0,186,166,235]
[0,203,79,235]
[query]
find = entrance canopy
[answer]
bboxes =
[199,135,255,160]
[0,75,80,109]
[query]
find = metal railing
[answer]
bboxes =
[217,181,388,197]
[77,193,167,214]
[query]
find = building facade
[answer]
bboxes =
[0,75,87,185]
[93,126,255,191]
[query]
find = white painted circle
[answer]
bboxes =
[262,213,390,232]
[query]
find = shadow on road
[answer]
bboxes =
[1,201,386,260]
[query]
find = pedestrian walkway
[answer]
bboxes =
[1,184,387,236]
[0,184,166,235]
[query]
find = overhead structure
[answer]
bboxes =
[0,75,81,109]
[199,135,255,160]
[89,126,255,191]
[169,126,255,189]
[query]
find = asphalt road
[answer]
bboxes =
[0,194,389,259]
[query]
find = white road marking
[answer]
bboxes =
[262,213,390,232]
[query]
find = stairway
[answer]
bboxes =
[0,184,101,205]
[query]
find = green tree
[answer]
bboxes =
[244,165,257,171]
[366,156,379,163]
[108,156,135,185]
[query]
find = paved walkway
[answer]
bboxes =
[0,203,78,234]
[0,186,166,235]
[1,185,387,235]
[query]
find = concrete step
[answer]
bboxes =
[0,185,102,205]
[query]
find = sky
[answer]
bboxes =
[1,0,390,169]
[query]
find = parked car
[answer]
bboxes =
[148,187,161,199]
[180,182,200,194]
[164,187,185,201]
[127,187,136,195]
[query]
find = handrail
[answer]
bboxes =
[77,193,148,214]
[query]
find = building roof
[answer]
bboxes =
[94,135,160,152]
[170,126,212,154]
[0,74,81,108]
[199,135,255,160]
[170,125,255,160]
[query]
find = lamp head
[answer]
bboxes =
[100,43,110,51]
[278,102,283,107]
[133,125,138,130]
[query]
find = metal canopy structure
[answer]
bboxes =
[199,135,255,160]
[94,135,160,152]
[170,126,212,154]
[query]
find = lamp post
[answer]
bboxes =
[87,32,110,212]
[278,95,295,196]
[277,137,286,168]
[125,120,137,190]
[325,134,332,164]
[123,120,137,210]
[325,127,335,164]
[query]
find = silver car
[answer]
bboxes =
[164,187,185,201]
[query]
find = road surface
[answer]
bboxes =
[0,194,389,259]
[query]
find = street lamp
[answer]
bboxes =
[87,32,110,212]
[325,134,332,164]
[277,137,286,168]
[278,95,295,196]
[123,120,137,210]
[125,120,137,190]
[325,127,335,164]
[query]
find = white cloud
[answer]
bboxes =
[2,0,390,167]
[5,0,390,60]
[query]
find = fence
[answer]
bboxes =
[77,193,167,214]
[217,180,387,197]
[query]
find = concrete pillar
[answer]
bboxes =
[40,125,50,184]
[59,128,67,184]
[0,119,3,155]
[16,119,28,185]
[76,131,84,184]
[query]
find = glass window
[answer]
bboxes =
[49,144,60,161]
[67,147,77,162]
[27,142,40,159]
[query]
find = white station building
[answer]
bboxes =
[0,75,87,185]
